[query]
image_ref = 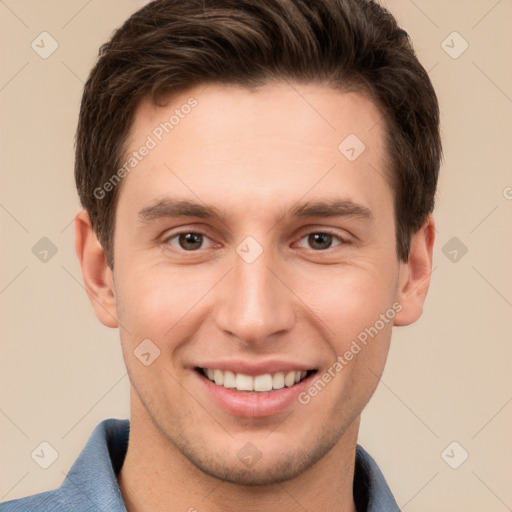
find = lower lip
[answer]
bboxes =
[195,370,314,418]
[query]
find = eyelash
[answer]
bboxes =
[163,229,348,252]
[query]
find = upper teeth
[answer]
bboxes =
[203,369,308,392]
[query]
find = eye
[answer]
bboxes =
[165,232,215,251]
[296,232,344,251]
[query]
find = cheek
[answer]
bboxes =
[301,267,397,408]
[114,263,218,342]
[296,261,399,345]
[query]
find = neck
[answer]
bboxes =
[118,390,359,512]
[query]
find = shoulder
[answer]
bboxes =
[1,418,130,512]
[1,488,68,512]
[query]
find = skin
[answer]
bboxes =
[75,82,435,512]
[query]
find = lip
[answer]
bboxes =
[193,366,316,418]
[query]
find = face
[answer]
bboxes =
[90,83,416,484]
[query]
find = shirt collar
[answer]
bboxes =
[60,418,129,512]
[354,444,401,511]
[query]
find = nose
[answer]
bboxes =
[214,243,295,346]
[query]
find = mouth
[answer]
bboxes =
[195,367,317,393]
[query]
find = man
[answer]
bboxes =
[2,0,440,510]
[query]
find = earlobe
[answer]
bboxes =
[393,215,435,327]
[74,210,119,328]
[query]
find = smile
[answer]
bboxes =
[197,368,315,392]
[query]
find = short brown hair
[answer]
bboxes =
[75,0,441,267]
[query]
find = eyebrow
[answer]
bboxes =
[138,199,233,224]
[290,199,372,221]
[137,198,373,224]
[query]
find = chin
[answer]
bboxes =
[190,452,316,486]
[173,426,343,487]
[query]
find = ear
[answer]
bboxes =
[74,210,119,328]
[394,215,435,326]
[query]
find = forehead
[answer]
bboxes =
[130,82,386,155]
[117,82,391,221]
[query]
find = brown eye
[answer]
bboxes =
[166,232,212,251]
[308,233,335,250]
[179,233,203,250]
[295,232,344,251]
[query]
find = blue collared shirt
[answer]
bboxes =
[2,418,401,511]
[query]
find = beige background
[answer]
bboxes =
[1,1,511,510]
